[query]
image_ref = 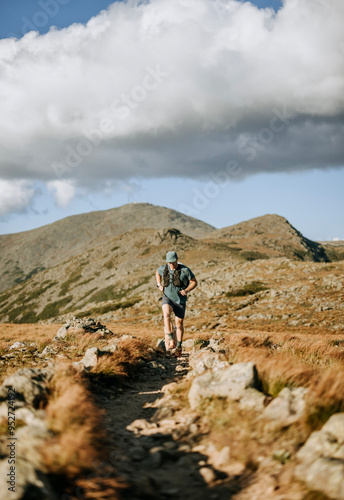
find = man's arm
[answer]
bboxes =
[180,277,197,296]
[156,269,164,292]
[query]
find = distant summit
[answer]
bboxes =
[206,214,329,262]
[0,203,214,293]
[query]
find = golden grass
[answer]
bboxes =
[221,332,344,428]
[90,337,156,380]
[42,363,124,499]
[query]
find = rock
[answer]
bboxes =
[208,337,226,353]
[54,326,68,339]
[217,446,231,466]
[9,342,27,350]
[72,361,87,373]
[80,347,99,369]
[295,413,344,499]
[0,458,58,500]
[199,467,216,484]
[189,351,229,375]
[101,342,118,354]
[188,362,259,409]
[39,345,57,358]
[238,388,267,411]
[55,317,114,340]
[147,361,165,370]
[182,339,195,349]
[0,368,53,408]
[264,387,308,425]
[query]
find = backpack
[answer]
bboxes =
[161,264,189,289]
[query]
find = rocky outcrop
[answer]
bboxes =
[188,362,262,410]
[295,413,344,499]
[264,387,308,426]
[55,317,113,340]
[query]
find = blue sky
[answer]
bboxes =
[0,0,343,241]
[0,0,283,39]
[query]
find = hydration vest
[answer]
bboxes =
[162,264,188,288]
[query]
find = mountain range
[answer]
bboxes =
[0,203,343,323]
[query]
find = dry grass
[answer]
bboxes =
[42,363,124,499]
[90,337,156,381]
[221,332,344,428]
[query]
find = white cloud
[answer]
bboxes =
[47,180,76,208]
[0,180,35,216]
[0,0,343,190]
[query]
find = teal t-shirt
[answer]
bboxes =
[158,263,195,305]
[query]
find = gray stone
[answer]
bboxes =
[238,388,267,411]
[54,326,68,339]
[295,458,344,499]
[9,342,27,350]
[101,342,118,353]
[264,387,308,425]
[188,362,259,409]
[189,351,229,376]
[80,347,99,369]
[0,368,53,408]
[182,339,195,349]
[295,413,344,499]
[39,345,57,357]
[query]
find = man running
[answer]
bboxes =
[156,251,198,357]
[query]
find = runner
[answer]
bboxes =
[156,251,198,357]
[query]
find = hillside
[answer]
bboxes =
[0,203,215,293]
[205,214,329,262]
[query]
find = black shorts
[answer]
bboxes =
[162,295,186,319]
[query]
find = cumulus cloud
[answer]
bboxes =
[0,180,35,216]
[0,0,343,192]
[47,180,76,208]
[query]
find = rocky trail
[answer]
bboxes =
[96,353,247,500]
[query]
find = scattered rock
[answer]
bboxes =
[54,317,114,340]
[199,466,216,484]
[9,342,27,350]
[182,339,195,350]
[295,413,344,499]
[264,387,308,425]
[80,347,99,369]
[188,362,259,409]
[39,345,57,358]
[0,368,53,408]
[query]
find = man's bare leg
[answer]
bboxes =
[162,304,176,350]
[174,316,184,356]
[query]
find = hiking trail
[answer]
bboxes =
[95,353,250,500]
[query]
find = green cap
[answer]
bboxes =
[166,251,178,262]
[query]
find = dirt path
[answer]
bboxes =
[95,353,251,500]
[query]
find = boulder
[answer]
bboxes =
[54,326,68,339]
[188,362,259,409]
[80,347,99,369]
[0,368,53,408]
[264,387,308,425]
[55,317,114,340]
[295,413,344,499]
[189,351,229,375]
